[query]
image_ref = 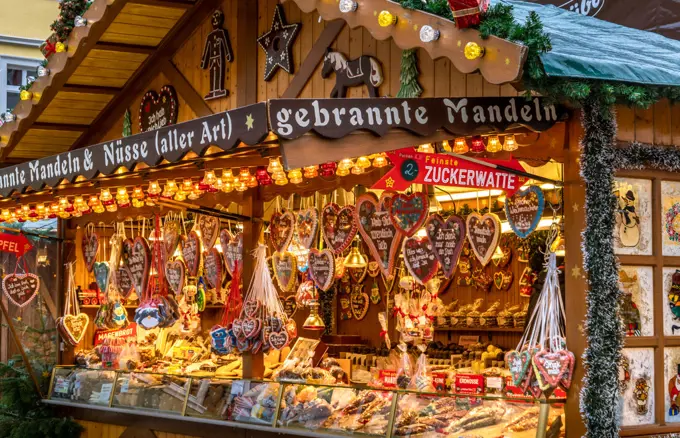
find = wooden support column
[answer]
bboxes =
[235,0,259,107]
[241,188,265,379]
[563,111,587,437]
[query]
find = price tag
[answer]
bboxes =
[98,383,113,403]
[379,370,397,388]
[120,379,129,394]
[53,377,69,394]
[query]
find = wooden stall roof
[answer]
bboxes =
[0,0,220,163]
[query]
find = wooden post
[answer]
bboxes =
[563,111,587,437]
[241,188,265,379]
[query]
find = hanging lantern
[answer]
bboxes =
[267,157,283,174]
[372,154,388,168]
[288,169,303,184]
[320,162,337,177]
[48,202,59,218]
[453,137,469,154]
[336,167,350,177]
[247,175,259,188]
[239,167,252,179]
[470,136,485,153]
[214,178,224,191]
[23,205,34,219]
[272,170,286,182]
[222,181,234,193]
[147,181,161,197]
[182,178,193,193]
[303,165,318,179]
[36,203,46,218]
[116,187,130,208]
[74,196,89,212]
[235,179,249,192]
[87,195,99,207]
[188,183,204,200]
[274,175,288,186]
[441,140,452,152]
[256,166,273,185]
[338,158,353,170]
[486,135,503,153]
[503,134,518,151]
[222,169,234,184]
[100,189,114,205]
[303,300,325,330]
[351,164,364,175]
[1,209,11,222]
[378,10,397,27]
[200,170,218,192]
[417,143,435,154]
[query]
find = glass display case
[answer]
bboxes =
[46,367,564,438]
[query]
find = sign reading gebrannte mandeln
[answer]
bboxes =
[268,97,566,140]
[0,103,268,197]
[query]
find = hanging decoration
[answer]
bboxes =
[2,270,39,308]
[283,295,298,319]
[295,208,319,250]
[181,231,202,278]
[197,214,220,250]
[466,212,501,266]
[308,248,336,291]
[93,262,110,295]
[82,223,99,273]
[122,109,132,137]
[165,259,186,296]
[356,191,403,278]
[57,262,89,346]
[425,214,466,279]
[396,49,423,98]
[220,229,243,278]
[163,213,181,261]
[402,235,440,285]
[269,210,295,253]
[204,248,224,291]
[273,251,297,292]
[200,9,233,100]
[257,4,301,81]
[321,203,357,254]
[446,0,485,29]
[138,85,178,132]
[505,185,545,238]
[126,236,151,301]
[350,287,370,320]
[321,50,383,98]
[389,192,429,237]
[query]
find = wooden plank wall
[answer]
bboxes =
[617,101,680,146]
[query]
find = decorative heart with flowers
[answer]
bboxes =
[270,210,295,253]
[321,204,357,254]
[389,192,429,237]
[296,208,318,249]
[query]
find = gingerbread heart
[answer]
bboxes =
[270,210,295,253]
[2,273,39,308]
[348,265,367,283]
[389,192,429,237]
[126,237,150,299]
[355,192,402,278]
[165,259,186,295]
[204,248,224,290]
[492,246,512,267]
[220,230,243,277]
[62,313,89,344]
[351,291,369,320]
[533,350,571,390]
[231,318,244,338]
[425,214,465,279]
[273,251,297,292]
[163,219,181,261]
[242,317,261,340]
[466,213,501,266]
[116,267,134,298]
[93,262,110,293]
[244,299,260,318]
[505,185,545,239]
[506,350,531,386]
[494,269,513,290]
[308,248,335,291]
[269,330,289,350]
[321,204,358,254]
[197,215,220,250]
[283,295,298,318]
[296,208,318,249]
[181,231,201,277]
[402,235,440,285]
[561,350,576,389]
[82,231,99,273]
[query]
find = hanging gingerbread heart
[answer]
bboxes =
[163,218,181,261]
[402,235,440,285]
[273,251,297,292]
[348,265,367,283]
[355,192,402,278]
[204,248,224,290]
[93,262,110,293]
[62,313,89,344]
[269,330,289,350]
[532,350,571,391]
[560,350,576,389]
[492,246,512,267]
[505,185,545,239]
[244,299,261,318]
[506,350,532,386]
[296,208,318,249]
[308,248,335,291]
[321,204,358,254]
[351,289,369,320]
[181,231,201,277]
[389,192,430,237]
[197,215,220,250]
[126,237,151,299]
[220,230,243,277]
[165,259,186,295]
[116,267,134,298]
[283,295,298,318]
[466,212,501,266]
[269,210,295,253]
[493,269,513,291]
[121,238,134,269]
[82,230,99,273]
[425,214,466,279]
[2,273,40,308]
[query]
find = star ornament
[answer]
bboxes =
[257,5,300,82]
[245,114,254,131]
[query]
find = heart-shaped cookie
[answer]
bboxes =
[2,273,40,308]
[126,237,151,299]
[231,318,244,339]
[561,350,576,389]
[163,219,181,261]
[269,330,289,350]
[244,299,261,318]
[242,317,261,340]
[506,350,532,386]
[82,231,99,273]
[321,204,357,254]
[165,259,186,295]
[505,185,545,238]
[466,213,501,266]
[389,192,430,237]
[273,251,297,292]
[197,215,220,250]
[533,350,571,390]
[493,269,513,290]
[308,248,335,291]
[425,214,466,279]
[296,208,318,249]
[348,265,367,283]
[181,231,201,277]
[139,85,178,132]
[355,192,402,278]
[492,246,512,267]
[204,248,224,290]
[116,267,134,298]
[93,262,110,293]
[402,235,440,285]
[270,210,295,253]
[351,291,369,320]
[62,313,90,344]
[283,295,298,318]
[220,230,243,277]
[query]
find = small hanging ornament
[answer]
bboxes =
[57,262,90,346]
[447,0,487,30]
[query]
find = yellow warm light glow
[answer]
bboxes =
[464,42,485,60]
[378,10,396,27]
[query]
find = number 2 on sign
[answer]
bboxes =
[401,159,419,182]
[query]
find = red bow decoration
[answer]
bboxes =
[380,330,387,338]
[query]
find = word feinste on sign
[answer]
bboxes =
[0,103,268,197]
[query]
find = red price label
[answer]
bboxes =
[379,370,397,388]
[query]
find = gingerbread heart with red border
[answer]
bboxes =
[466,212,501,266]
[204,247,224,290]
[533,350,572,391]
[181,231,201,277]
[506,350,532,386]
[125,236,151,299]
[355,191,402,278]
[389,192,429,237]
[269,210,295,253]
[220,230,243,277]
[82,230,99,273]
[197,215,220,250]
[425,214,466,279]
[321,204,357,255]
[273,251,297,292]
[308,248,335,291]
[402,235,440,285]
[296,208,318,249]
[165,259,186,295]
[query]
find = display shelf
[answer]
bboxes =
[80,305,225,309]
[434,327,526,333]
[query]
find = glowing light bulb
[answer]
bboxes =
[239,167,251,179]
[470,136,485,153]
[417,143,435,153]
[464,42,485,60]
[336,167,350,177]
[147,181,161,196]
[222,169,234,183]
[486,135,503,153]
[372,154,388,168]
[420,25,440,43]
[247,175,259,188]
[339,0,358,13]
[275,176,288,186]
[303,165,318,179]
[503,134,518,151]
[267,157,283,174]
[356,156,371,169]
[378,10,396,27]
[453,137,469,154]
[338,158,353,170]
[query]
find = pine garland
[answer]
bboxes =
[579,98,623,437]
[50,0,90,42]
[396,49,423,99]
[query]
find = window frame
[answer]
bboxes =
[0,55,41,113]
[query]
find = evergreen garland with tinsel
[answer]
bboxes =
[122,109,132,137]
[50,0,90,42]
[396,49,423,98]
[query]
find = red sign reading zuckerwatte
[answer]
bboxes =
[372,148,527,194]
[0,233,33,256]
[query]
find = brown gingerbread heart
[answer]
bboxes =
[321,203,357,254]
[402,235,440,285]
[82,231,99,273]
[165,259,186,295]
[426,214,466,279]
[466,213,501,266]
[273,251,297,292]
[181,231,201,277]
[296,208,318,249]
[204,248,224,290]
[220,230,243,277]
[197,215,220,250]
[355,192,402,278]
[269,210,295,253]
[308,248,335,291]
[126,237,151,298]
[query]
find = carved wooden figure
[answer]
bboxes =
[321,50,383,98]
[200,9,233,100]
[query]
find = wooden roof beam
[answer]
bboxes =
[127,0,195,9]
[94,42,155,55]
[61,84,121,95]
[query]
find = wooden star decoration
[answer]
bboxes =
[571,266,582,279]
[257,5,300,82]
[573,203,580,212]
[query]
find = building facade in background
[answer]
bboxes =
[0,0,57,113]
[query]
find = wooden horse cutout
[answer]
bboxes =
[321,50,383,98]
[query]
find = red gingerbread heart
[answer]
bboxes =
[269,330,289,350]
[389,192,429,237]
[321,204,357,254]
[533,350,571,391]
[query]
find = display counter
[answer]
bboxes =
[45,367,565,437]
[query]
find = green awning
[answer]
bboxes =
[501,0,680,86]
